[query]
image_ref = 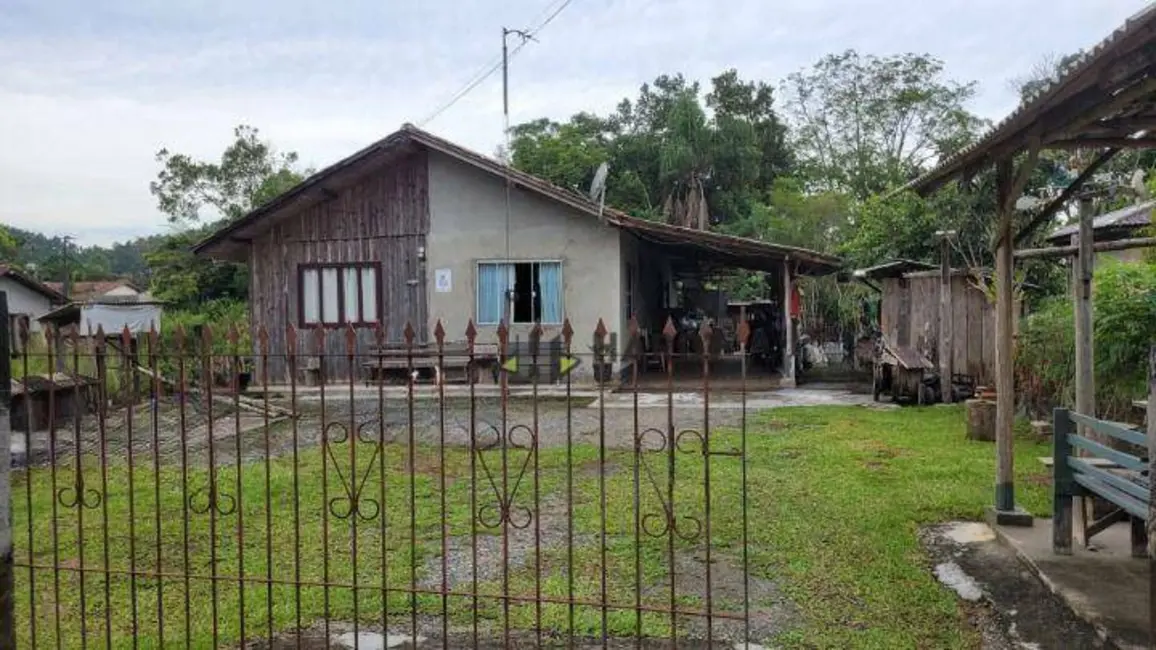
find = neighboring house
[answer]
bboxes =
[1046,200,1153,264]
[0,265,66,354]
[44,279,146,303]
[193,124,840,384]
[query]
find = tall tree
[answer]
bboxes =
[783,50,986,199]
[150,124,307,225]
[146,125,307,307]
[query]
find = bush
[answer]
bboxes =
[1016,258,1156,419]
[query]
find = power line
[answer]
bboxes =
[415,0,575,128]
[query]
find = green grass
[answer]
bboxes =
[10,404,1053,649]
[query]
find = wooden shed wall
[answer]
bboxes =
[248,150,430,383]
[878,273,1000,385]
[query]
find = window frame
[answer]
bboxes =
[297,262,383,329]
[475,259,564,326]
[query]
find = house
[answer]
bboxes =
[44,279,146,303]
[1046,200,1153,264]
[0,265,66,354]
[193,124,841,384]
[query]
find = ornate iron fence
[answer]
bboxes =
[6,315,755,648]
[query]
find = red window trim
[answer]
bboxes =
[297,262,383,329]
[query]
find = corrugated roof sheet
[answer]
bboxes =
[1047,199,1155,241]
[902,3,1156,195]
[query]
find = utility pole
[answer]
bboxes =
[500,27,531,329]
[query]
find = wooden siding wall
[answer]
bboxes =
[879,273,1000,385]
[249,150,430,383]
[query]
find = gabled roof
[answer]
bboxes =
[0,265,66,302]
[1046,199,1154,242]
[851,259,937,280]
[44,279,143,302]
[193,124,842,276]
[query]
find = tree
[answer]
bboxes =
[510,70,794,229]
[150,124,307,225]
[783,50,987,200]
[146,125,307,307]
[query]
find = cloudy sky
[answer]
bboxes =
[2,0,1152,246]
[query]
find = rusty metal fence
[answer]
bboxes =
[4,314,754,648]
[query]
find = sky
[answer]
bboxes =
[1,0,1153,247]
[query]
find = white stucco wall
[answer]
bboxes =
[425,151,623,379]
[0,278,52,333]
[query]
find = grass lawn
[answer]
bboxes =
[10,404,1052,649]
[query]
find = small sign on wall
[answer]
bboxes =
[435,268,452,293]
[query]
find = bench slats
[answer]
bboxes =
[1073,473,1149,519]
[1068,458,1150,505]
[1067,412,1147,447]
[1067,434,1147,471]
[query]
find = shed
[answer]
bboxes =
[10,373,99,431]
[857,263,1023,387]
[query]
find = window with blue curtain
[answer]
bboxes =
[476,261,563,325]
[476,262,508,325]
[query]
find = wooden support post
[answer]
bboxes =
[938,233,954,403]
[782,258,796,388]
[1052,408,1073,554]
[987,158,1032,526]
[1073,196,1095,432]
[1147,345,1155,558]
[0,292,13,650]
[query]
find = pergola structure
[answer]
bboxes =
[899,4,1156,527]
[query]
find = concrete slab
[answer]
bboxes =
[994,518,1151,650]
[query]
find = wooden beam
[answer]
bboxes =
[1045,136,1156,149]
[1146,345,1155,561]
[1073,197,1096,447]
[994,157,1018,514]
[781,258,796,388]
[1003,139,1041,214]
[1012,148,1120,246]
[938,234,954,403]
[1015,236,1156,260]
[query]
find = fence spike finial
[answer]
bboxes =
[344,323,357,355]
[465,319,477,346]
[736,319,751,349]
[174,324,186,353]
[202,324,214,347]
[496,320,509,346]
[257,325,269,356]
[434,319,446,347]
[93,325,107,353]
[662,316,677,341]
[403,321,416,347]
[373,321,385,346]
[561,318,574,347]
[594,318,608,340]
[121,324,132,347]
[286,323,298,355]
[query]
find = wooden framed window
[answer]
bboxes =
[298,263,381,327]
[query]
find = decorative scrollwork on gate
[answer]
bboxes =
[637,426,704,542]
[323,420,383,522]
[474,421,537,530]
[57,476,102,510]
[188,483,236,516]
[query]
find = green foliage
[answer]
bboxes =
[782,50,987,200]
[142,124,308,308]
[150,125,307,225]
[510,69,792,225]
[1016,259,1156,419]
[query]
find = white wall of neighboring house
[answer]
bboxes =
[0,277,52,334]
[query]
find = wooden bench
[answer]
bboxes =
[1052,408,1150,557]
[361,342,499,385]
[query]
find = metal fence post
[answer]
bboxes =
[0,290,14,650]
